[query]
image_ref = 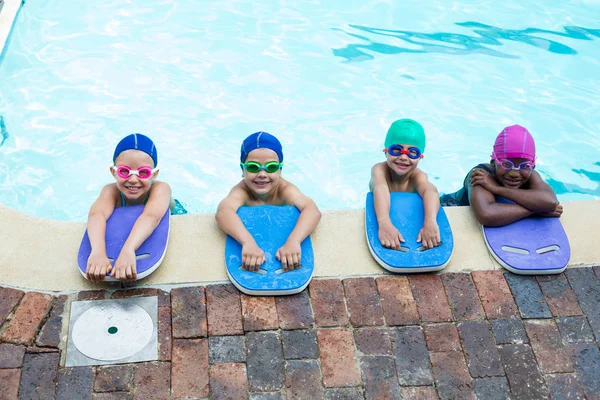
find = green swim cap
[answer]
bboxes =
[384,119,426,153]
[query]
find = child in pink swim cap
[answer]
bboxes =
[440,125,562,226]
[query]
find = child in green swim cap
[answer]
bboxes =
[369,119,442,250]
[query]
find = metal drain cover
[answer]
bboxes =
[66,297,158,367]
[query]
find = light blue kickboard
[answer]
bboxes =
[482,196,570,275]
[225,205,314,295]
[365,192,453,273]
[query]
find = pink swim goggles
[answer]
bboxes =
[112,165,158,180]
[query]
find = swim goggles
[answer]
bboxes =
[112,165,158,179]
[491,155,535,172]
[240,161,283,174]
[383,144,423,159]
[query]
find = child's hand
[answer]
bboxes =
[276,240,302,271]
[538,202,563,218]
[86,251,112,282]
[417,220,441,249]
[378,221,405,250]
[470,169,500,194]
[111,248,138,281]
[242,243,266,272]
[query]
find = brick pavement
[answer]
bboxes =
[0,267,598,399]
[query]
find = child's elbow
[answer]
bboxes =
[473,208,494,227]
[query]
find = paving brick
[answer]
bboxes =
[111,288,159,300]
[0,369,20,400]
[36,294,67,348]
[1,292,53,345]
[595,265,600,279]
[471,271,518,319]
[24,346,59,354]
[536,274,583,317]
[171,339,209,398]
[171,286,207,338]
[353,327,393,356]
[317,329,361,388]
[441,273,485,321]
[569,343,600,399]
[499,344,549,400]
[393,326,433,386]
[325,387,364,400]
[565,268,600,340]
[77,290,107,300]
[309,279,349,327]
[56,367,94,400]
[94,365,134,392]
[546,373,586,400]
[472,377,510,400]
[206,284,244,336]
[458,321,503,378]
[359,356,400,400]
[0,287,24,326]
[209,335,246,364]
[343,278,384,327]
[241,294,279,332]
[408,275,452,323]
[92,393,133,400]
[157,305,171,361]
[490,318,528,345]
[0,343,25,369]
[504,273,552,319]
[399,386,439,400]
[524,319,573,373]
[210,363,248,400]
[133,362,170,400]
[375,276,420,326]
[247,331,284,392]
[274,291,314,330]
[431,351,474,400]
[423,324,461,352]
[249,393,285,400]
[281,330,319,359]
[285,360,324,399]
[556,316,595,344]
[19,352,59,400]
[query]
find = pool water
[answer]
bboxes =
[0,0,599,221]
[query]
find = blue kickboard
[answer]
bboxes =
[482,196,570,275]
[365,192,453,272]
[225,205,314,295]
[78,205,170,281]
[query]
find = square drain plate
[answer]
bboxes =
[66,297,158,367]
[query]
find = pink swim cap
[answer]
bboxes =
[491,125,536,161]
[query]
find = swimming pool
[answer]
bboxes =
[0,0,598,221]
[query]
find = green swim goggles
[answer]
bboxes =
[240,161,283,174]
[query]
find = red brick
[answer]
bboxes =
[524,320,574,374]
[206,284,243,336]
[376,276,420,326]
[158,306,171,361]
[309,279,349,327]
[424,324,461,352]
[77,290,106,301]
[275,291,314,330]
[93,393,133,400]
[0,287,24,325]
[133,362,170,400]
[171,286,207,338]
[240,294,278,331]
[408,275,452,323]
[1,292,53,345]
[354,327,393,356]
[536,275,583,317]
[111,288,158,300]
[343,278,384,327]
[441,274,485,321]
[400,386,439,399]
[210,363,248,400]
[94,365,134,392]
[0,369,21,400]
[317,329,360,388]
[171,339,209,399]
[472,271,518,319]
[285,360,324,399]
[431,351,474,400]
[0,343,26,368]
[36,295,68,348]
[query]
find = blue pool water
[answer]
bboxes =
[0,0,599,221]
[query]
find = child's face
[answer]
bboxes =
[385,143,421,177]
[492,157,534,188]
[242,148,282,196]
[111,150,158,201]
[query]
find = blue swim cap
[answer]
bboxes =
[113,133,158,166]
[240,131,284,164]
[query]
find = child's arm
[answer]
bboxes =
[215,186,265,272]
[370,163,405,250]
[111,182,172,281]
[414,171,441,249]
[278,183,321,271]
[86,185,119,282]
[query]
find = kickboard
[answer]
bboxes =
[365,192,453,273]
[482,196,570,275]
[78,205,170,281]
[225,205,314,295]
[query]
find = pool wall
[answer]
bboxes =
[0,200,598,291]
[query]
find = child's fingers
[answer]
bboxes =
[275,249,281,261]
[281,255,289,271]
[292,253,300,269]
